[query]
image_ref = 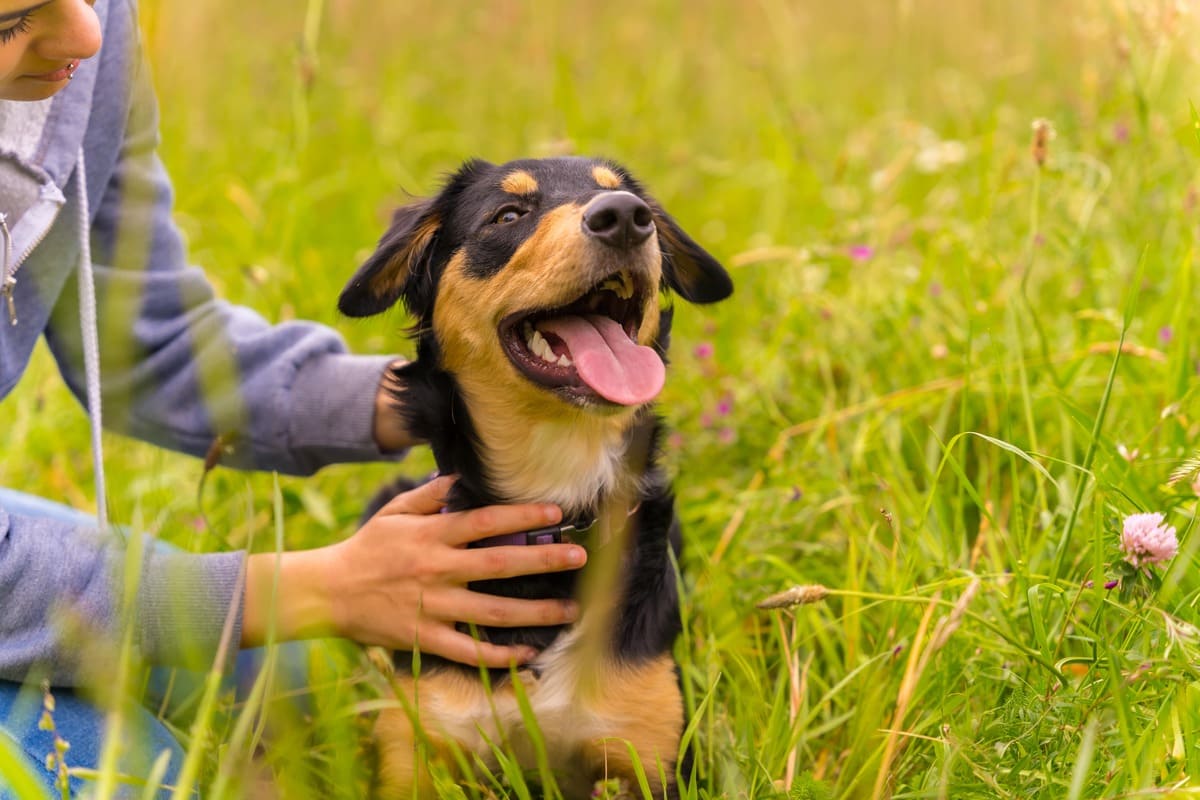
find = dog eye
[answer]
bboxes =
[491,206,527,225]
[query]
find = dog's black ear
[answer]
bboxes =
[651,203,733,304]
[338,200,440,317]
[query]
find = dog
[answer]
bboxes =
[338,156,732,798]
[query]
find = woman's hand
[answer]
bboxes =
[372,360,417,452]
[241,476,587,667]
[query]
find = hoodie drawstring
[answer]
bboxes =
[75,146,107,530]
[0,212,15,325]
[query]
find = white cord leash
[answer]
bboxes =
[75,147,108,530]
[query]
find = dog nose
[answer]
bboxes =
[582,192,655,249]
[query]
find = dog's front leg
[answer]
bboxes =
[373,673,472,799]
[373,690,437,799]
[577,654,686,799]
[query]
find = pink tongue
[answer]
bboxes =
[538,315,665,405]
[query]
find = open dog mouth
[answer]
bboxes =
[498,271,665,406]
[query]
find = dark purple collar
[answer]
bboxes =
[475,517,597,548]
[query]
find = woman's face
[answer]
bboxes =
[0,0,100,101]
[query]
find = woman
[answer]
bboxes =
[0,1,586,795]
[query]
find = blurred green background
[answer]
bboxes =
[7,0,1200,796]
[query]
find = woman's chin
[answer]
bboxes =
[1,78,70,103]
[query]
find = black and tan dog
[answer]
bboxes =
[338,157,731,798]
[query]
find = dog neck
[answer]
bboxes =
[457,385,644,517]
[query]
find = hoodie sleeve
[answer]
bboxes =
[41,6,396,476]
[0,505,245,686]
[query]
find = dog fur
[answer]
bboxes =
[339,157,731,798]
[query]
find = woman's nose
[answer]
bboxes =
[34,0,102,63]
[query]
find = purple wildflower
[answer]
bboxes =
[929,281,943,298]
[693,342,714,360]
[1159,325,1173,345]
[717,427,736,445]
[716,395,733,416]
[1104,579,1119,590]
[1113,121,1130,144]
[847,245,874,262]
[1120,512,1179,568]
[790,486,804,502]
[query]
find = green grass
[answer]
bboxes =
[6,0,1200,796]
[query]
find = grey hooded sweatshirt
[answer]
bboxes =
[0,0,394,684]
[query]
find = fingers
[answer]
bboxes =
[440,503,563,546]
[418,625,539,669]
[426,588,579,628]
[375,475,457,517]
[450,543,587,582]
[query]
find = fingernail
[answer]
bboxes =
[520,648,539,662]
[567,547,586,566]
[544,505,562,522]
[563,601,580,621]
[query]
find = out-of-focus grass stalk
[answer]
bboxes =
[169,524,255,799]
[1051,249,1146,582]
[292,0,323,153]
[0,730,49,798]
[138,751,173,800]
[92,520,144,800]
[1066,717,1099,800]
[207,478,284,798]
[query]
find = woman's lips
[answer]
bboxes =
[26,60,79,82]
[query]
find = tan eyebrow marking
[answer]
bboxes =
[592,165,622,189]
[501,170,539,196]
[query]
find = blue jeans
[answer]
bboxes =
[0,489,313,799]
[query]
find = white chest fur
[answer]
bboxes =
[420,629,591,763]
[480,416,632,517]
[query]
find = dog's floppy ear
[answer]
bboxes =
[652,203,733,304]
[338,200,440,317]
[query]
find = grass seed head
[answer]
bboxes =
[757,584,830,609]
[1031,118,1056,167]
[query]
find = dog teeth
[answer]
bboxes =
[524,326,566,366]
[619,274,634,299]
[601,273,634,300]
[528,328,550,358]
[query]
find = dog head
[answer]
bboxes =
[339,157,731,421]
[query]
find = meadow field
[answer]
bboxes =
[5,0,1200,797]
